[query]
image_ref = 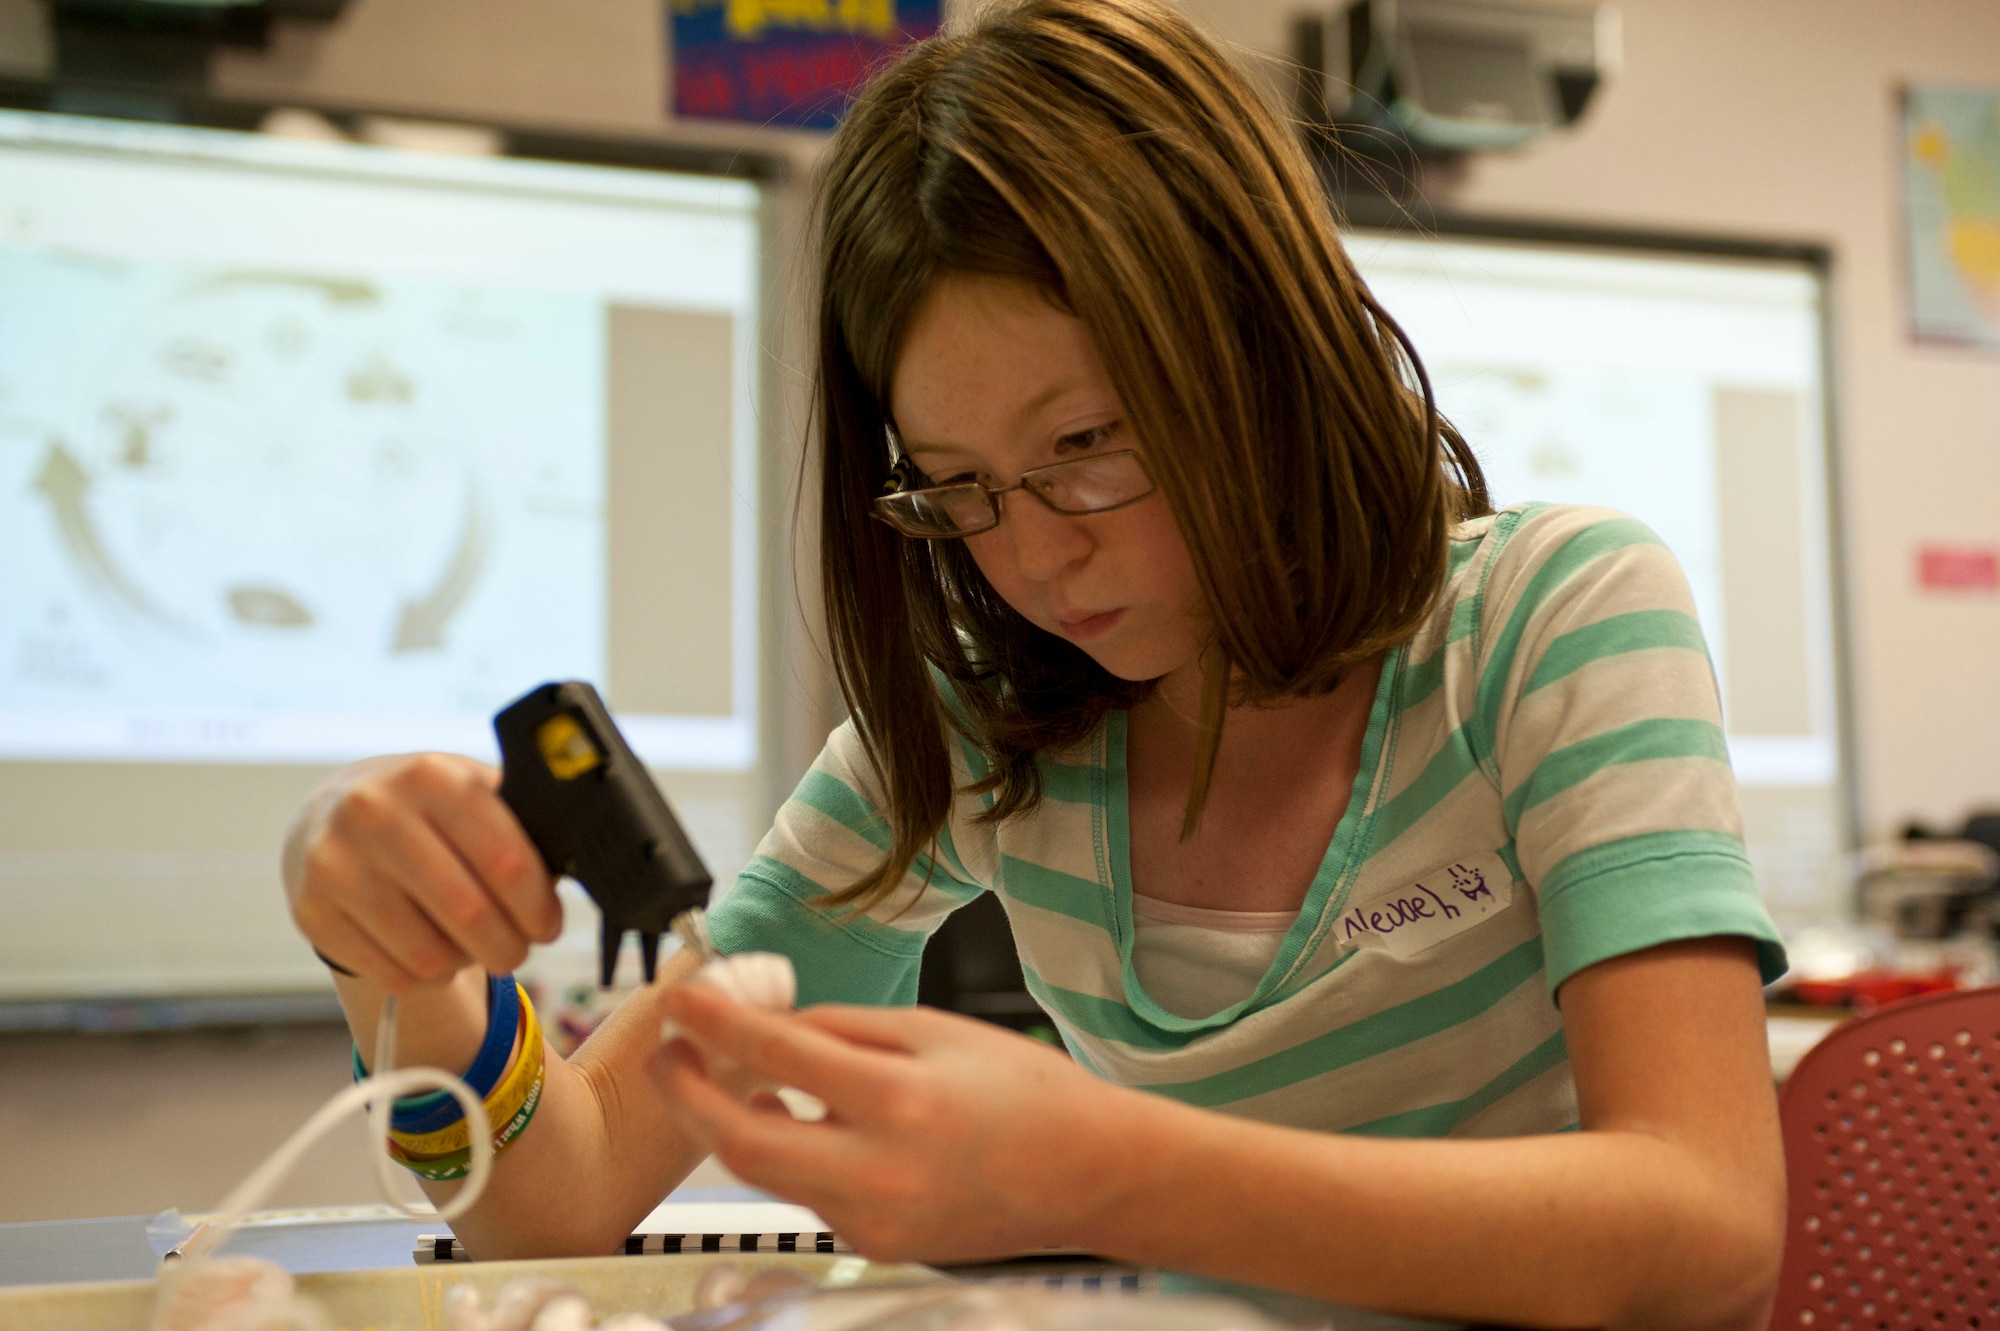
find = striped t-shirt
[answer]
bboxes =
[709,503,1786,1139]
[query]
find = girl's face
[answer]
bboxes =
[890,273,1206,686]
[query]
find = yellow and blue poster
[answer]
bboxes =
[672,0,941,129]
[1903,85,2000,350]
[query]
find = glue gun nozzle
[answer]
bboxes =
[599,922,622,989]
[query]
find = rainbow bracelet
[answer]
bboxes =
[388,986,547,1181]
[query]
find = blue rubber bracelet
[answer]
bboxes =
[349,973,520,1135]
[393,974,521,1134]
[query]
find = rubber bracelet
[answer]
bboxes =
[348,970,512,1091]
[349,973,519,1134]
[387,973,520,1134]
[389,999,533,1157]
[393,1056,545,1181]
[392,989,545,1160]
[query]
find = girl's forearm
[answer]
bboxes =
[337,952,711,1259]
[413,1050,708,1259]
[1073,1094,1779,1330]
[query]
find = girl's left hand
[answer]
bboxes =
[648,986,1153,1263]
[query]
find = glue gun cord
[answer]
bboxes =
[368,994,417,1222]
[179,992,493,1263]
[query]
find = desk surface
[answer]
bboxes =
[0,1186,774,1289]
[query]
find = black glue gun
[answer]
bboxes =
[493,680,713,987]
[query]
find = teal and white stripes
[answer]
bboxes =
[709,503,1785,1141]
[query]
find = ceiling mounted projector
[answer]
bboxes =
[1296,0,1619,154]
[43,0,351,92]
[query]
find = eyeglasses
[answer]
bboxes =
[871,449,1156,540]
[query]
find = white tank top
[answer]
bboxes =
[1129,892,1299,1020]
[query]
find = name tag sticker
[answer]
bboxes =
[1337,853,1513,959]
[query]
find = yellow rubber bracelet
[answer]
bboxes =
[389,983,544,1159]
[391,985,543,1159]
[392,1055,545,1181]
[390,991,544,1163]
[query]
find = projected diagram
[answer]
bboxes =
[1429,359,1728,654]
[0,244,607,759]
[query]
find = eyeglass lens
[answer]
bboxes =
[1022,453,1147,513]
[876,451,1151,538]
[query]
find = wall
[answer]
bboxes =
[0,1026,738,1224]
[0,1024,414,1224]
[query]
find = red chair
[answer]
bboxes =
[1772,986,2000,1330]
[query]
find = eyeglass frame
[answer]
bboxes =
[869,448,1158,540]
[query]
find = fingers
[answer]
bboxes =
[288,752,561,989]
[658,984,909,1112]
[653,1041,871,1200]
[291,884,420,991]
[793,1003,967,1054]
[422,763,563,945]
[328,766,524,976]
[371,804,533,975]
[298,834,469,987]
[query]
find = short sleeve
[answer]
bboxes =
[1472,505,1787,995]
[706,718,990,1007]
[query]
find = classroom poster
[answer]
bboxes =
[1902,85,2000,350]
[671,0,942,129]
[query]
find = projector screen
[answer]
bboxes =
[1347,227,1849,929]
[0,109,768,1006]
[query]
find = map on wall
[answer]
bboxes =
[1903,85,2000,350]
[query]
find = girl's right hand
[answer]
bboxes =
[281,753,564,992]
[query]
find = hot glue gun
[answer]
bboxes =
[493,680,714,987]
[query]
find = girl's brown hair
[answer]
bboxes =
[814,0,1488,908]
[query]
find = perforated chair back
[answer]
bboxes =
[1772,986,2000,1330]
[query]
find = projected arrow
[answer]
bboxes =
[34,440,189,633]
[187,272,382,306]
[393,489,488,652]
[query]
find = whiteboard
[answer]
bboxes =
[0,110,767,1005]
[1348,228,1848,925]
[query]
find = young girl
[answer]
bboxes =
[282,0,1790,1324]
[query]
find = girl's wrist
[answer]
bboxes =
[344,965,490,1074]
[1038,1072,1189,1257]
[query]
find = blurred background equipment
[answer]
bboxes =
[1770,813,2000,1012]
[1858,833,1998,942]
[41,0,349,115]
[918,894,1056,1042]
[1294,0,1619,189]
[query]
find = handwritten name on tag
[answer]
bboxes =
[1337,854,1513,959]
